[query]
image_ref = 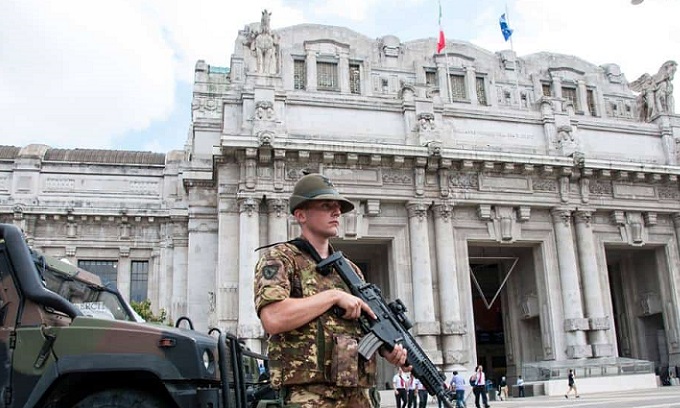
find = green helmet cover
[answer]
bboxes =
[289,173,354,214]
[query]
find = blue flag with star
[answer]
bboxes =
[499,13,513,41]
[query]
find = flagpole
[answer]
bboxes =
[438,0,453,103]
[505,3,520,107]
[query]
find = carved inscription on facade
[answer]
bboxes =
[612,183,656,199]
[479,174,531,192]
[130,181,160,195]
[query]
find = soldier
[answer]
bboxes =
[254,173,407,408]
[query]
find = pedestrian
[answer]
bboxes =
[393,367,409,408]
[565,369,579,399]
[516,376,525,398]
[407,369,417,408]
[416,377,428,408]
[498,376,508,401]
[449,370,467,408]
[471,365,490,408]
[254,173,408,407]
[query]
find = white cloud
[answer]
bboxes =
[0,0,303,149]
[471,0,679,91]
[0,0,677,152]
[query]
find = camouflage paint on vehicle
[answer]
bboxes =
[0,223,275,408]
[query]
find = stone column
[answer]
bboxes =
[551,208,590,358]
[186,212,218,332]
[171,220,188,322]
[267,198,289,244]
[117,251,131,302]
[406,201,440,359]
[465,66,478,105]
[574,210,612,356]
[432,202,466,367]
[238,197,263,352]
[305,50,317,92]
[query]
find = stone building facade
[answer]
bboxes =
[2,12,679,394]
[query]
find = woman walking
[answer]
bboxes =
[565,369,579,399]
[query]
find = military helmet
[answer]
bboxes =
[289,173,354,214]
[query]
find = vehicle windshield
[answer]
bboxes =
[32,250,139,322]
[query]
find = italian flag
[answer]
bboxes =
[437,0,446,53]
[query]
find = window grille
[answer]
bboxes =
[476,77,487,105]
[78,260,118,289]
[317,61,338,90]
[542,83,552,97]
[562,87,578,110]
[450,74,466,100]
[425,70,438,87]
[293,60,306,90]
[349,63,361,94]
[130,260,149,302]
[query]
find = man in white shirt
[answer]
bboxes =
[471,365,490,408]
[392,367,409,408]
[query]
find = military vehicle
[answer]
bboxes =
[0,223,271,408]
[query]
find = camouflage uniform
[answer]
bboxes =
[254,242,377,408]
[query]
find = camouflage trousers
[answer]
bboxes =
[285,384,378,408]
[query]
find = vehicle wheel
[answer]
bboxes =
[73,389,166,408]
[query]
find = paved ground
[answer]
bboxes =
[382,386,680,407]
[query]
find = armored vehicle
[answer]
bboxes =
[0,223,270,408]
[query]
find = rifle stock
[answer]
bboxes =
[318,251,455,408]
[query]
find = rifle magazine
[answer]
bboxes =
[357,331,383,359]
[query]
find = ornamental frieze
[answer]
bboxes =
[449,171,479,189]
[589,179,613,196]
[658,185,680,200]
[382,169,413,185]
[532,177,558,192]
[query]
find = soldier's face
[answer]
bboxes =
[296,200,342,238]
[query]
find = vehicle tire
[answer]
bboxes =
[73,389,167,408]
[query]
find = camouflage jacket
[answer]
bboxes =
[254,242,376,390]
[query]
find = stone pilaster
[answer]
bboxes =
[577,80,588,115]
[406,201,440,360]
[551,208,590,358]
[432,202,467,365]
[238,197,264,347]
[437,62,449,102]
[305,50,317,92]
[267,198,289,244]
[574,209,612,356]
[465,66,478,105]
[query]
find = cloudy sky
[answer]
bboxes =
[1,0,677,153]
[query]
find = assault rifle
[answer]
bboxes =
[317,251,455,408]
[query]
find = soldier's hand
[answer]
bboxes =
[380,343,407,367]
[334,290,376,320]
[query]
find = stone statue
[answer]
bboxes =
[247,10,279,74]
[631,60,677,121]
[654,60,676,114]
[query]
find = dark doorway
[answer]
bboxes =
[470,261,507,384]
[606,246,667,370]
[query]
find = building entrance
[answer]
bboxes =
[467,244,539,384]
[606,246,669,372]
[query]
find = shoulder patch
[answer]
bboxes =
[263,265,279,279]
